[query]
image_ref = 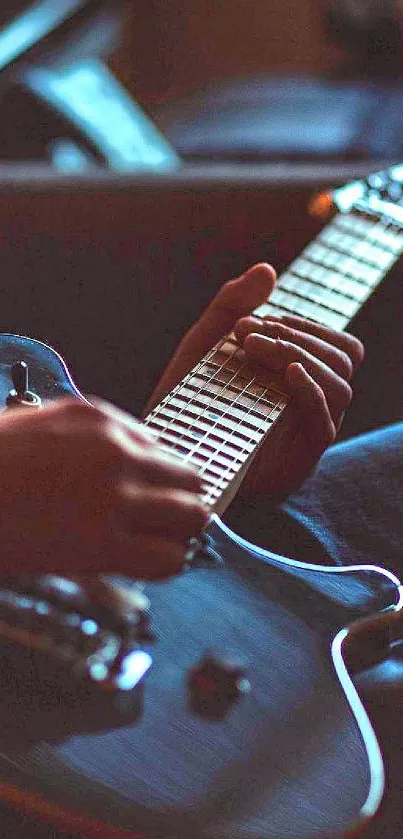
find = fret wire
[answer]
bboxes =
[146,339,267,463]
[180,353,289,498]
[301,248,361,287]
[149,376,265,501]
[193,374,281,410]
[179,368,272,472]
[303,248,380,289]
[151,403,262,446]
[258,302,290,318]
[159,392,269,433]
[193,385,281,482]
[182,360,284,457]
[331,213,401,300]
[306,246,376,287]
[334,212,397,310]
[157,337,278,436]
[301,213,401,292]
[198,389,286,505]
[147,336,288,503]
[287,258,370,301]
[278,274,358,318]
[161,350,255,448]
[148,428,249,471]
[319,225,397,270]
[153,429,247,470]
[145,340,241,434]
[334,212,403,252]
[267,288,348,330]
[184,376,280,412]
[145,343,222,426]
[257,212,400,331]
[297,241,376,289]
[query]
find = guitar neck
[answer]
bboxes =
[145,338,288,511]
[256,210,403,328]
[145,207,403,512]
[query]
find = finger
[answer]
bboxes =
[243,333,353,422]
[114,534,190,580]
[134,448,205,493]
[252,312,364,370]
[193,263,276,346]
[89,399,204,492]
[145,264,276,410]
[90,397,155,444]
[119,486,209,540]
[76,537,190,579]
[235,316,353,380]
[65,574,151,623]
[285,362,337,456]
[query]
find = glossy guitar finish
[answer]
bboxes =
[0,333,400,839]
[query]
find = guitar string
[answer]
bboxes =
[180,368,283,496]
[268,216,402,325]
[274,211,402,318]
[145,338,287,493]
[146,342,284,475]
[147,351,284,507]
[145,342,267,437]
[198,390,284,507]
[315,213,402,298]
[143,344,258,479]
[329,213,401,296]
[145,342,242,429]
[145,210,402,502]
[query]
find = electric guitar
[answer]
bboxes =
[0,165,402,839]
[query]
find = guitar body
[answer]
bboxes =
[0,334,400,839]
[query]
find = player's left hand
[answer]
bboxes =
[146,263,364,499]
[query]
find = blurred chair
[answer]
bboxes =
[115,0,403,168]
[0,0,179,171]
[151,74,403,164]
[148,0,403,165]
[1,0,403,174]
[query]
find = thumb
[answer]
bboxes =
[145,264,276,412]
[188,263,276,351]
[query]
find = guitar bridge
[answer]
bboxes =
[0,574,153,731]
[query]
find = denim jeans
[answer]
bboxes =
[225,422,403,580]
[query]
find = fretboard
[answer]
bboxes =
[255,210,403,327]
[145,208,403,512]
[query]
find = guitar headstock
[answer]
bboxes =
[333,163,403,226]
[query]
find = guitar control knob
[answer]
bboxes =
[6,361,41,409]
[188,650,250,720]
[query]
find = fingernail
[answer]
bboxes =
[249,333,277,346]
